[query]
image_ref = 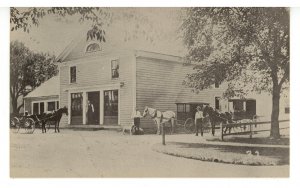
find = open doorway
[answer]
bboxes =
[87,91,100,125]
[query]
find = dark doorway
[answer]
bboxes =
[246,100,256,117]
[87,91,100,125]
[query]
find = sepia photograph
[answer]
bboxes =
[9,7,290,178]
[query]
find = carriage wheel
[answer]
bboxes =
[202,118,211,133]
[10,117,20,133]
[184,118,195,134]
[24,118,35,134]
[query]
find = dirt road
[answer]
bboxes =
[10,130,289,177]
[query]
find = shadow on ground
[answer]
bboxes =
[207,136,289,146]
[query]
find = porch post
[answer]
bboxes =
[100,90,104,125]
[68,92,71,125]
[83,92,87,125]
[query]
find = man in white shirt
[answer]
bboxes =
[131,107,142,132]
[195,106,204,136]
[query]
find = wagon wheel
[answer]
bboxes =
[10,117,20,133]
[184,118,195,134]
[202,117,211,133]
[24,118,35,134]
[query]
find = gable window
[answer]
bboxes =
[70,66,76,83]
[86,43,101,53]
[111,59,119,79]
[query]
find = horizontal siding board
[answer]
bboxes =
[136,57,226,130]
[59,53,134,127]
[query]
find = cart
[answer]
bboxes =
[175,102,211,134]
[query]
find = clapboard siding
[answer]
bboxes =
[136,57,226,130]
[59,52,135,127]
[60,65,70,127]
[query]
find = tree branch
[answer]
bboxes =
[17,102,24,113]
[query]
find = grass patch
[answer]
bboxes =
[153,142,289,166]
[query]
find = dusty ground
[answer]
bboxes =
[10,129,289,178]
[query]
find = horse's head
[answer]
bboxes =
[62,106,68,116]
[142,106,148,117]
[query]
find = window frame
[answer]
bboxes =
[70,66,77,84]
[111,59,120,79]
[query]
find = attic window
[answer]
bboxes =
[86,43,101,53]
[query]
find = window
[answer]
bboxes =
[71,93,83,116]
[33,102,45,114]
[177,104,184,112]
[86,43,101,53]
[285,107,290,114]
[39,102,44,114]
[111,59,119,79]
[70,66,76,83]
[104,90,118,116]
[33,103,39,114]
[47,102,56,111]
[177,104,190,113]
[215,97,220,110]
[56,101,59,109]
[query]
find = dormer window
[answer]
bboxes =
[86,43,101,53]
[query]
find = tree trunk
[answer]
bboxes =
[11,95,19,115]
[270,86,280,139]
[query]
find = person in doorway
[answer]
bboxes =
[195,106,204,136]
[87,100,95,124]
[131,107,142,134]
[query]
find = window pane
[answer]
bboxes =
[215,97,220,110]
[111,60,119,78]
[48,102,55,111]
[56,101,59,109]
[177,104,184,112]
[185,104,190,112]
[70,66,76,83]
[104,90,118,116]
[33,103,39,114]
[40,102,44,114]
[71,93,82,116]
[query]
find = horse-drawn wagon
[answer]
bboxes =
[10,107,68,134]
[175,102,211,134]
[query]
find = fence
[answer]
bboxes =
[220,119,290,140]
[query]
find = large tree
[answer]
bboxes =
[181,8,289,139]
[10,41,58,115]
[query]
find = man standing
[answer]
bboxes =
[131,107,142,134]
[195,106,204,136]
[87,100,95,124]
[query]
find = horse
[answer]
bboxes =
[142,106,176,135]
[196,109,233,136]
[38,107,68,133]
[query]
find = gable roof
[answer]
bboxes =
[24,76,59,98]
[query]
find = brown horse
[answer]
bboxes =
[39,107,68,133]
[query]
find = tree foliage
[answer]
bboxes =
[10,7,111,42]
[181,8,289,138]
[182,8,289,96]
[10,7,159,44]
[10,41,58,114]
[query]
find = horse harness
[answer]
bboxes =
[149,109,164,123]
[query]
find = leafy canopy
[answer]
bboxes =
[182,8,289,98]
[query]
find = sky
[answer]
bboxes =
[10,8,187,57]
